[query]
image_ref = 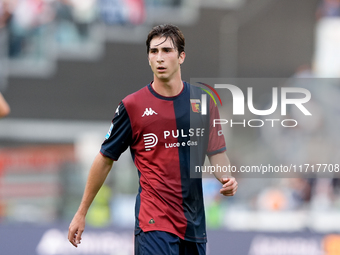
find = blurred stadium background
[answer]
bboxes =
[1,0,340,254]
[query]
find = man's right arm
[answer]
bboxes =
[68,153,113,247]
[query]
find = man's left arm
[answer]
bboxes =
[208,152,238,196]
[0,93,10,118]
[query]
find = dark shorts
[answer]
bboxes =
[135,230,206,255]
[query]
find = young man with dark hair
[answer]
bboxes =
[68,24,238,255]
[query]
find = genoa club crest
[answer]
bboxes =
[190,99,201,113]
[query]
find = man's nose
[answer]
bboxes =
[156,52,164,62]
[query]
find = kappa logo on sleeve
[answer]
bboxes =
[115,105,120,115]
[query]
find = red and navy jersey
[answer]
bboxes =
[100,81,226,243]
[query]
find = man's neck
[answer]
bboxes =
[152,77,183,97]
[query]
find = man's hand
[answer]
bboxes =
[208,152,238,196]
[219,177,238,196]
[68,213,86,247]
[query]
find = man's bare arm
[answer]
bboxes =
[0,93,10,117]
[208,152,238,196]
[68,153,113,247]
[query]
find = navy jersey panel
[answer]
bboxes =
[101,102,133,160]
[174,85,207,241]
[100,82,226,243]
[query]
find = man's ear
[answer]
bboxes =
[179,51,186,65]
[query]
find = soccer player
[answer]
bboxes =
[68,24,238,255]
[0,92,10,118]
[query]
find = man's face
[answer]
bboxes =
[148,36,185,82]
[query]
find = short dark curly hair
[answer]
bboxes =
[146,24,185,56]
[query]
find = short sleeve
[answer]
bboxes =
[100,102,133,160]
[207,97,226,155]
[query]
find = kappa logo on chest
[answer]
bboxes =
[142,108,158,117]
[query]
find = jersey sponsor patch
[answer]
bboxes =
[105,123,114,139]
[143,133,158,151]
